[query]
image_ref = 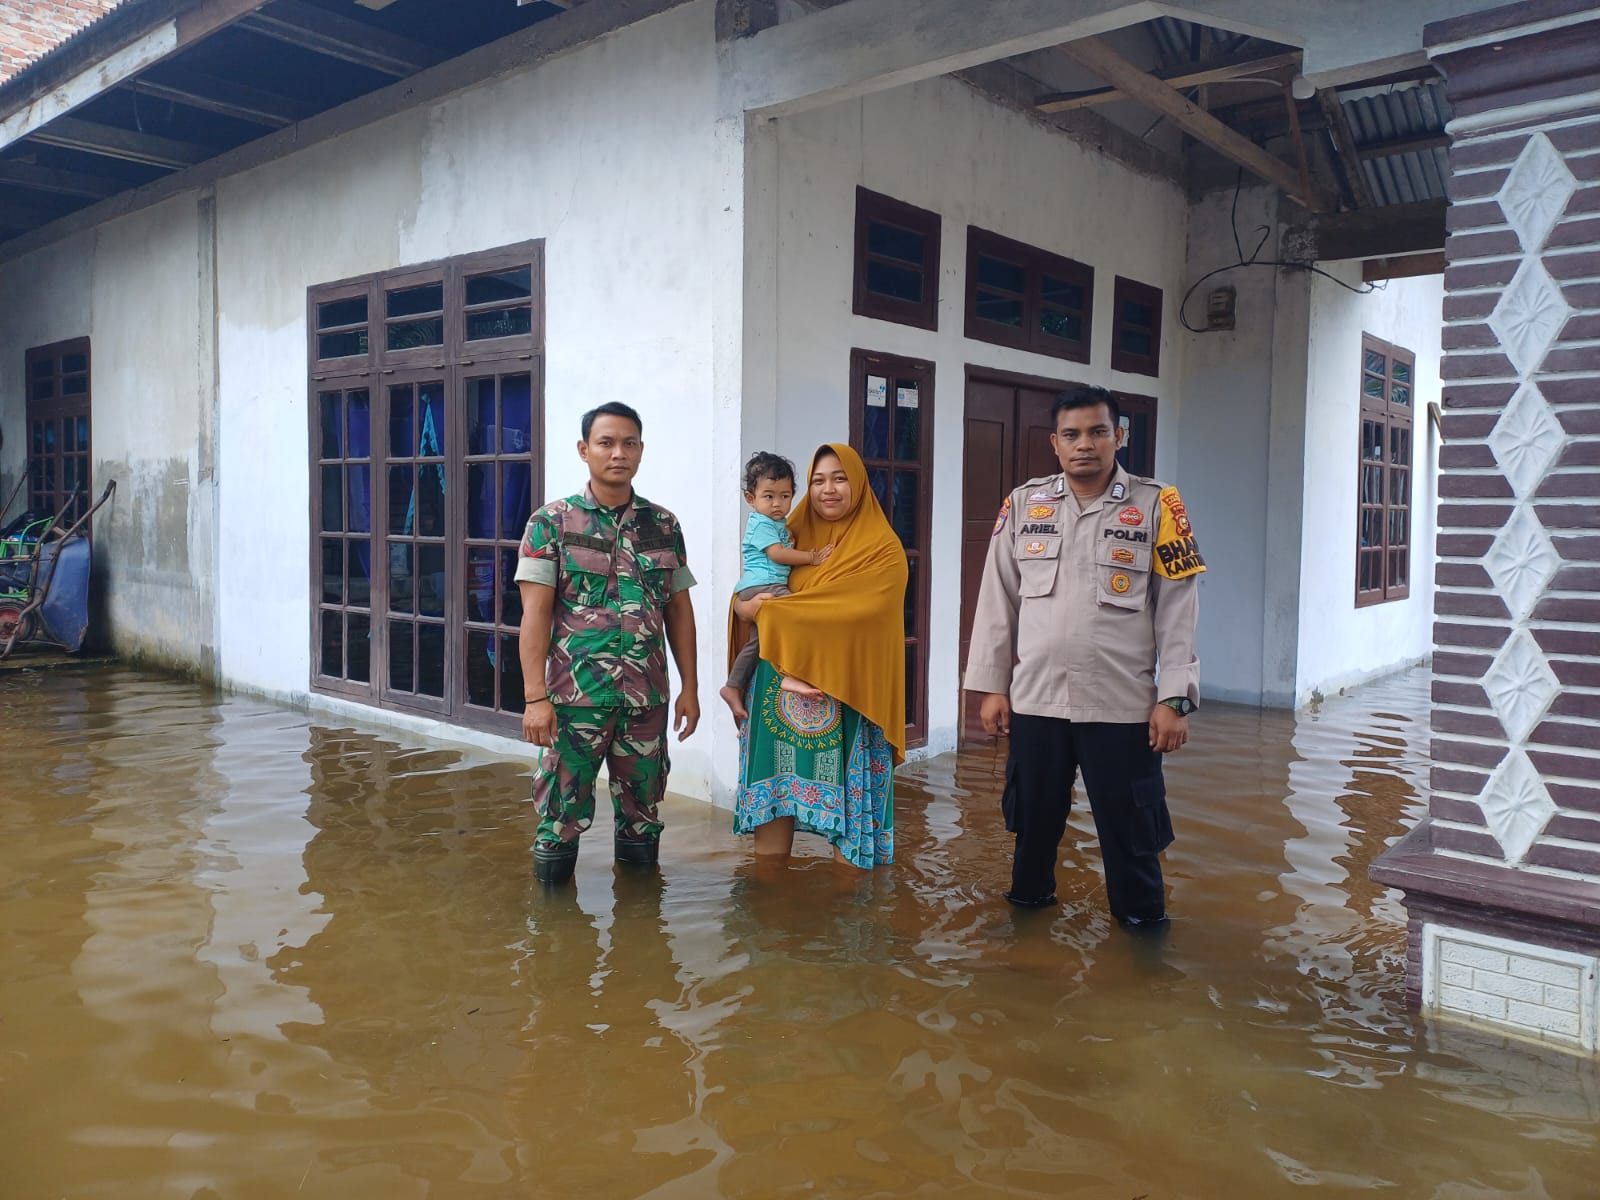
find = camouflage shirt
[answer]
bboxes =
[514,485,695,708]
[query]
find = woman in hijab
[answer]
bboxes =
[729,444,907,868]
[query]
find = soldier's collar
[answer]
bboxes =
[579,484,643,516]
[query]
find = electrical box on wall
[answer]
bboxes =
[1206,286,1237,331]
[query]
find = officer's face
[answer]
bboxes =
[809,453,853,522]
[1051,402,1124,481]
[578,415,643,485]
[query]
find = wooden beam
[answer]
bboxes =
[1055,37,1333,212]
[0,198,86,229]
[239,0,441,77]
[25,116,212,169]
[1316,89,1376,210]
[122,69,311,129]
[1356,132,1451,159]
[1037,49,1301,113]
[1284,199,1448,263]
[0,160,124,200]
[1363,251,1446,282]
[1282,89,1314,219]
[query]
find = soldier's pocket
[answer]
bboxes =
[1130,773,1175,856]
[1015,535,1061,597]
[637,547,682,604]
[566,545,613,603]
[1095,539,1151,611]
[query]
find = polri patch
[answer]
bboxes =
[991,497,1011,537]
[1027,504,1056,520]
[1025,540,1047,555]
[1118,506,1144,526]
[1110,573,1132,594]
[1111,547,1135,564]
[1111,481,1126,500]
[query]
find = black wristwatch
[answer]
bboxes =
[1160,696,1196,717]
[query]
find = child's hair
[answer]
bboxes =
[743,451,796,495]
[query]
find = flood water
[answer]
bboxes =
[2,665,1597,1199]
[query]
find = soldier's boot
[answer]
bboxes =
[534,840,578,885]
[614,836,659,866]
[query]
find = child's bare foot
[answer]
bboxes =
[719,684,748,723]
[779,675,823,698]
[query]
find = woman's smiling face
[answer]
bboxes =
[809,453,853,522]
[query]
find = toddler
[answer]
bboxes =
[719,451,831,719]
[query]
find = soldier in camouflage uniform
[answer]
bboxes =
[516,401,700,884]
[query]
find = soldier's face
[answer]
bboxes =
[579,416,643,485]
[1051,402,1124,481]
[809,454,853,522]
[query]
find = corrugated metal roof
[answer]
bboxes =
[1342,80,1453,207]
[1145,16,1250,66]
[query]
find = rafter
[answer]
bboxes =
[1054,37,1333,212]
[239,0,440,77]
[1037,49,1301,113]
[25,117,212,169]
[123,69,312,129]
[0,161,124,200]
[1316,90,1376,210]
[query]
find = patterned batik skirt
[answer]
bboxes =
[733,660,894,868]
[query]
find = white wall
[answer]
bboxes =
[210,0,730,794]
[1296,266,1443,704]
[0,195,218,669]
[757,74,1191,756]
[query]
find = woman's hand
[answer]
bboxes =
[733,591,776,621]
[811,543,834,566]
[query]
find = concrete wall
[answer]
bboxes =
[1297,266,1443,705]
[758,74,1191,755]
[0,194,218,670]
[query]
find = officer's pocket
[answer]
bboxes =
[638,547,681,604]
[1015,536,1061,598]
[1130,773,1175,856]
[1000,758,1019,833]
[1095,539,1151,611]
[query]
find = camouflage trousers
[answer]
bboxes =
[532,704,669,849]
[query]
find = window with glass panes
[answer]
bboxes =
[1356,334,1413,607]
[1110,276,1162,377]
[852,188,942,331]
[24,339,92,527]
[850,349,932,747]
[309,242,542,732]
[964,227,1093,363]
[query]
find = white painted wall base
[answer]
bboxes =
[1422,923,1600,1054]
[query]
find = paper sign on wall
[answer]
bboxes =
[866,375,888,408]
[896,386,919,410]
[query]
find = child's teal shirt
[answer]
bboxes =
[735,512,792,591]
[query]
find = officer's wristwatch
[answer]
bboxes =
[1160,697,1196,717]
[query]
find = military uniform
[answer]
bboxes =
[515,485,694,852]
[964,465,1204,919]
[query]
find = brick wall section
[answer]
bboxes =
[0,1,127,85]
[1427,8,1600,881]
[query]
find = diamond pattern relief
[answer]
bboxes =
[1482,629,1560,742]
[1489,383,1565,498]
[1489,260,1572,376]
[1479,749,1556,863]
[1496,133,1577,252]
[1484,505,1559,622]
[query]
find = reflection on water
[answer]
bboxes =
[2,667,1596,1198]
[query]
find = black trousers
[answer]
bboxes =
[1002,712,1174,921]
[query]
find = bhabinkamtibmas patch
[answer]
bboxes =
[1154,486,1206,579]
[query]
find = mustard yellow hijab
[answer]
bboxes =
[754,444,908,761]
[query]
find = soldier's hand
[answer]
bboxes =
[674,691,700,742]
[978,692,1011,737]
[523,698,557,747]
[1149,704,1188,753]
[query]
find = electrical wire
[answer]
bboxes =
[1178,168,1386,334]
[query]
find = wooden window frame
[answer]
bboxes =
[24,337,93,530]
[852,187,942,332]
[308,240,544,735]
[1355,333,1414,608]
[849,348,934,750]
[1112,391,1158,476]
[1110,275,1163,377]
[964,226,1094,364]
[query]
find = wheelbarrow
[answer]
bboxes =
[0,478,117,660]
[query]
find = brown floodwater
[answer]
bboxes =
[2,665,1597,1199]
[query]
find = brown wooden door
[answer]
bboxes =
[959,372,1078,745]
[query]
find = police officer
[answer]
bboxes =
[964,386,1204,927]
[516,401,700,885]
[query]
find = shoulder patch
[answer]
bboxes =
[1154,487,1205,579]
[991,497,1012,537]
